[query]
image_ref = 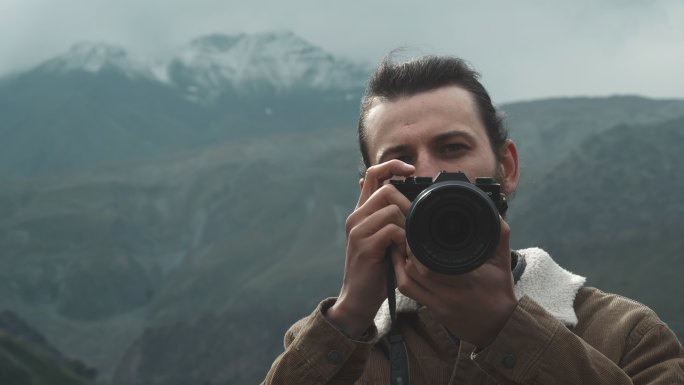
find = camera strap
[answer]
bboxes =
[386,249,411,385]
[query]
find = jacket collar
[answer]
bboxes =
[373,247,586,339]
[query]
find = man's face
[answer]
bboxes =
[364,85,509,189]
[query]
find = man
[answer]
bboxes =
[262,55,684,384]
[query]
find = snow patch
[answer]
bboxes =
[34,31,371,101]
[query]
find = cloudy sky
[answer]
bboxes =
[2,0,683,103]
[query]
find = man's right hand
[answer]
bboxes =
[326,160,415,338]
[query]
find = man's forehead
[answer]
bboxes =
[364,86,483,147]
[366,85,478,121]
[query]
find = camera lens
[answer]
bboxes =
[430,207,476,250]
[405,181,501,274]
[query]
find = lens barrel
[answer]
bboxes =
[405,181,501,274]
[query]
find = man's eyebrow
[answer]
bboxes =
[377,144,411,163]
[430,130,476,144]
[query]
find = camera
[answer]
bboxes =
[390,172,508,274]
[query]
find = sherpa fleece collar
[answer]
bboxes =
[373,247,587,339]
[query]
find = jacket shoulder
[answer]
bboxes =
[573,287,669,351]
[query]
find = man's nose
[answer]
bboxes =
[413,154,442,178]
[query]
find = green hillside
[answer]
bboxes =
[0,68,363,181]
[0,310,98,385]
[0,335,99,385]
[0,126,360,380]
[504,96,684,203]
[509,116,684,336]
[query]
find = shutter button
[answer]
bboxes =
[327,350,343,364]
[502,353,517,369]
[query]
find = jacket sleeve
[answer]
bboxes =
[261,298,377,385]
[469,295,684,384]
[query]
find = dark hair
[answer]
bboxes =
[357,54,507,174]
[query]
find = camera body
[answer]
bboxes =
[390,172,508,274]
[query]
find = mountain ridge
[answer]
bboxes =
[26,30,370,101]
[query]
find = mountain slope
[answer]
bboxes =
[0,125,359,380]
[0,310,97,385]
[504,96,684,209]
[509,116,684,335]
[0,67,209,180]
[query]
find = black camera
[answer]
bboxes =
[390,172,508,274]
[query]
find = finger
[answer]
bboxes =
[486,216,513,271]
[357,160,415,208]
[348,204,406,239]
[403,250,470,293]
[405,249,433,278]
[355,223,406,262]
[347,186,411,234]
[392,248,433,302]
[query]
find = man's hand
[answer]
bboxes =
[391,217,518,347]
[326,160,415,338]
[328,159,517,345]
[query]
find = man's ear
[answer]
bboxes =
[498,140,520,196]
[359,178,365,192]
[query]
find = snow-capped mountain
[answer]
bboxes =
[0,30,369,181]
[169,31,369,97]
[34,31,370,102]
[39,42,155,79]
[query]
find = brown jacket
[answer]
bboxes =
[262,249,684,384]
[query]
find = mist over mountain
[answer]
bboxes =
[0,31,368,181]
[1,30,683,385]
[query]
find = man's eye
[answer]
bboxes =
[395,155,413,164]
[442,143,466,153]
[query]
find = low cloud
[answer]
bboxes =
[1,0,682,102]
